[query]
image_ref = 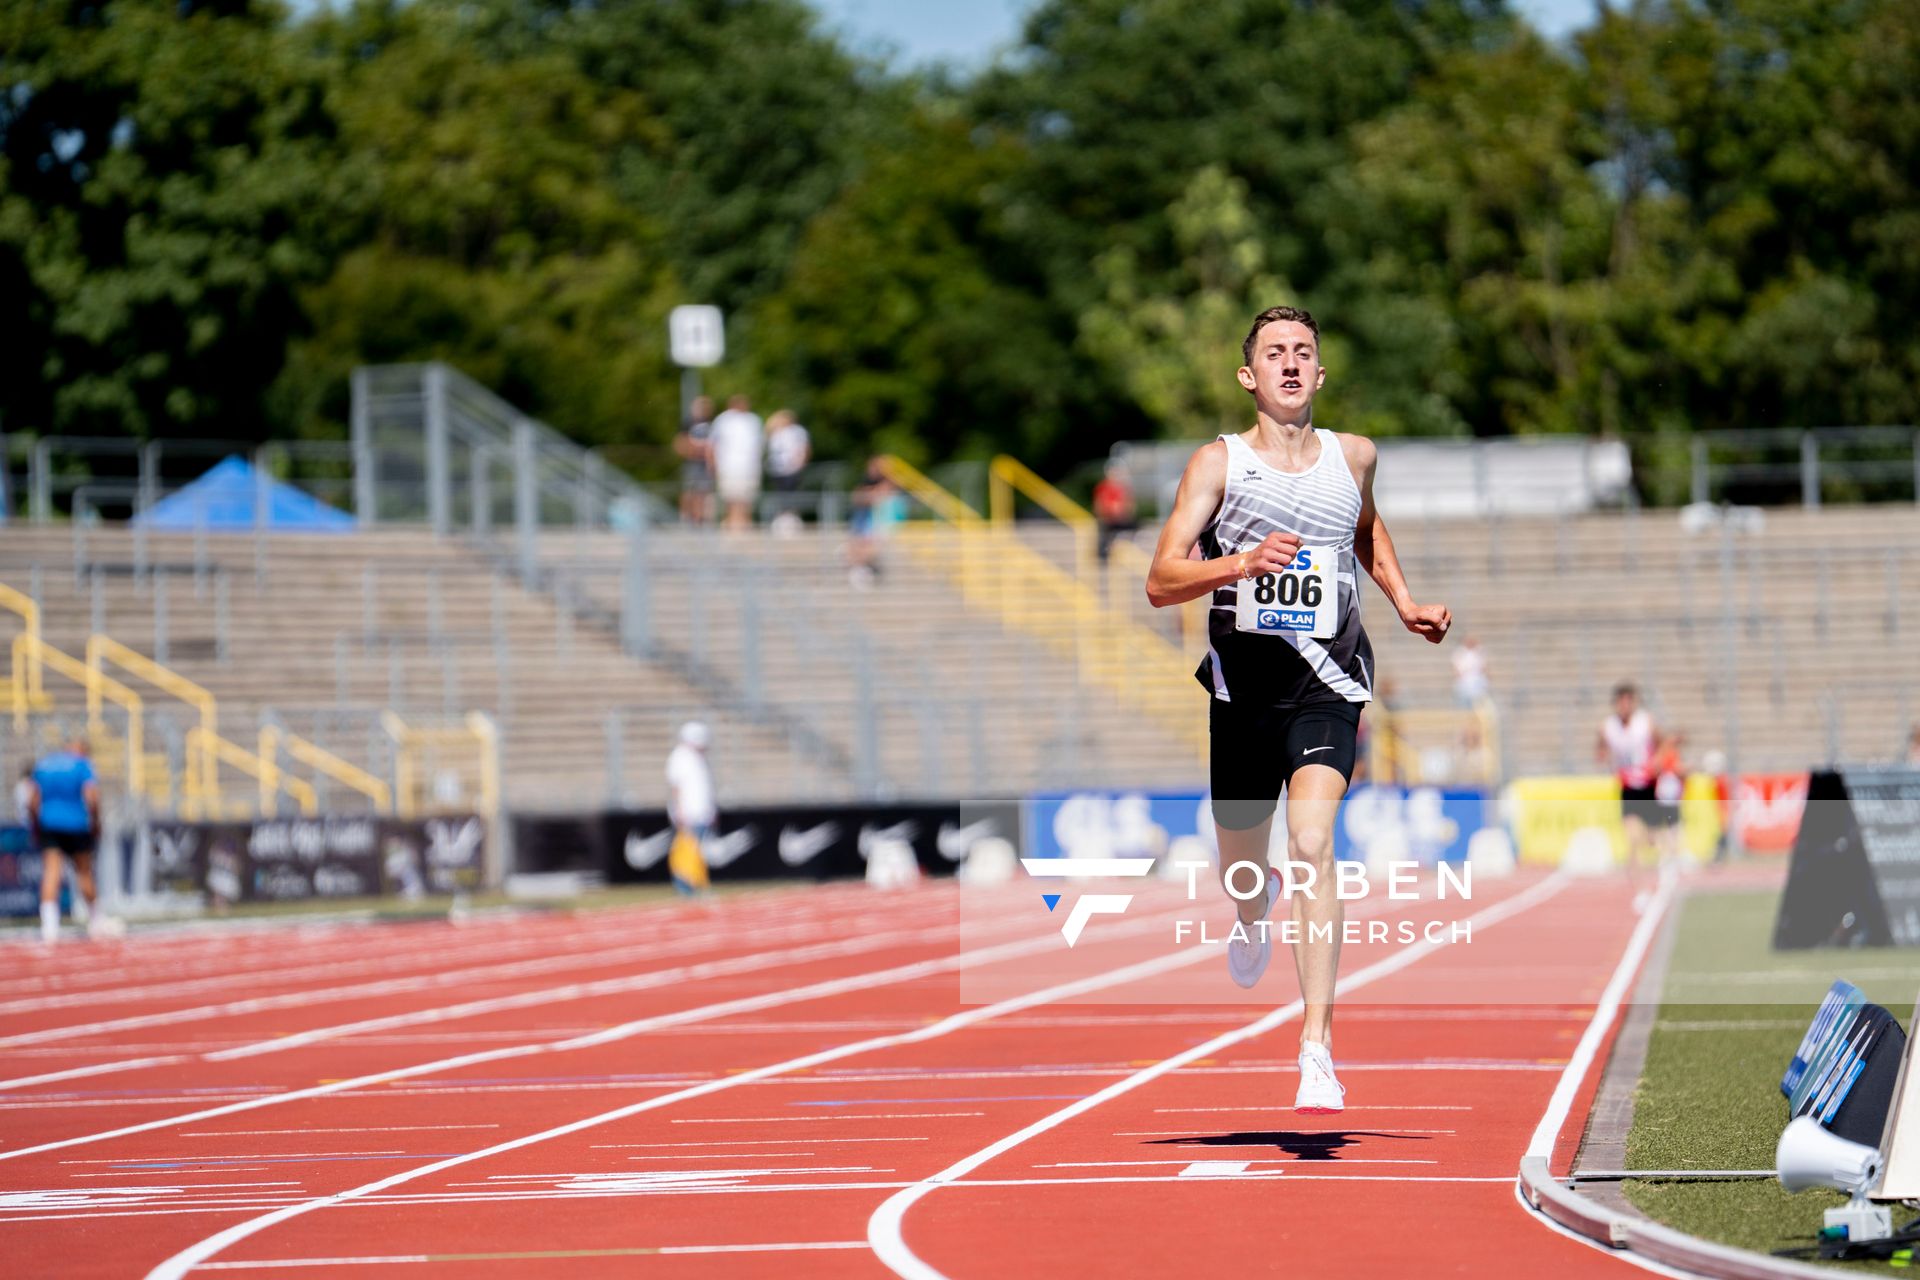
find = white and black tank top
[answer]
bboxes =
[1195,428,1374,706]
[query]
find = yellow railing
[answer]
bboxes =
[878,456,1203,752]
[87,634,218,806]
[258,724,395,814]
[382,710,500,819]
[986,455,1208,657]
[9,633,149,799]
[186,725,317,818]
[0,581,48,706]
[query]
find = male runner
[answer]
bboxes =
[26,737,102,944]
[1597,682,1661,908]
[1146,305,1450,1113]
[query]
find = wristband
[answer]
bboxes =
[1238,552,1253,581]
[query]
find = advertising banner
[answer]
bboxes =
[1729,772,1810,854]
[1505,774,1721,865]
[601,800,1021,884]
[1023,785,1489,868]
[147,815,486,905]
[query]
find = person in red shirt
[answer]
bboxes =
[1092,459,1138,564]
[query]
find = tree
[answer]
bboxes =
[270,0,682,452]
[0,0,339,441]
[742,112,1098,467]
[1080,166,1290,436]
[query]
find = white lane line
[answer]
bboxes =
[1523,868,1676,1163]
[0,1057,187,1090]
[1153,1105,1473,1113]
[1178,1161,1250,1177]
[142,887,1461,1278]
[200,921,931,1062]
[1043,1158,1436,1168]
[0,1172,1533,1224]
[141,904,1233,1279]
[181,1127,501,1137]
[866,871,1573,1280]
[0,905,1103,1165]
[595,1139,931,1148]
[623,1153,823,1161]
[71,1168,276,1176]
[0,913,872,1056]
[60,1153,403,1163]
[0,918,654,1016]
[668,1114,985,1124]
[194,1242,874,1269]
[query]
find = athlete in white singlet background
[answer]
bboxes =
[1145,305,1450,1114]
[1598,682,1661,902]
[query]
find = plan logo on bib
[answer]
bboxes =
[1021,855,1156,946]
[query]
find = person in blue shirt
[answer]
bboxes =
[25,738,101,945]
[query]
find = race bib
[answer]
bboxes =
[1234,545,1337,640]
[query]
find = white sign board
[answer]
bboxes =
[669,305,725,368]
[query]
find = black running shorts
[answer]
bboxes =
[41,829,96,859]
[1209,698,1363,831]
[1620,784,1662,827]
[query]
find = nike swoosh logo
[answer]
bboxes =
[1303,746,1334,755]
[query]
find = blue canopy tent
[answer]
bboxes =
[134,456,355,532]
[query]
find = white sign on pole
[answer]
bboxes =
[669,305,725,368]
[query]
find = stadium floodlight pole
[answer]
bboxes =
[512,418,537,585]
[31,437,51,524]
[425,364,451,537]
[351,366,376,527]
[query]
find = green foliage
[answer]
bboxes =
[2,0,1916,480]
[1080,166,1290,437]
[741,114,1090,466]
[0,0,339,441]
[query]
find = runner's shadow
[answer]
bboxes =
[1145,1131,1432,1162]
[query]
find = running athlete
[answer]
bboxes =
[26,738,102,945]
[1597,682,1661,902]
[1146,305,1450,1114]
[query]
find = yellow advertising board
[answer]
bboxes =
[1505,774,1721,866]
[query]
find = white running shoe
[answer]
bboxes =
[1295,1041,1346,1114]
[1225,871,1282,990]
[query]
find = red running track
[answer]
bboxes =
[0,871,1667,1278]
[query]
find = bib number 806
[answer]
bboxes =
[1251,573,1322,607]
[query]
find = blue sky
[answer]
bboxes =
[810,0,1599,66]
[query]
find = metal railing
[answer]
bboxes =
[879,455,1204,756]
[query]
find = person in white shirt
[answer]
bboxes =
[1451,635,1490,707]
[764,409,811,536]
[665,722,716,894]
[708,395,765,531]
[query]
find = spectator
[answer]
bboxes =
[1451,635,1490,707]
[12,764,32,823]
[27,737,103,944]
[674,395,716,525]
[765,409,811,538]
[847,459,904,590]
[665,722,715,896]
[1906,725,1920,767]
[1652,730,1689,862]
[709,395,765,531]
[1092,458,1139,564]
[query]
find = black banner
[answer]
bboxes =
[1774,769,1920,949]
[585,800,1020,884]
[148,814,487,905]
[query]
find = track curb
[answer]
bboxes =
[1516,1157,1833,1279]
